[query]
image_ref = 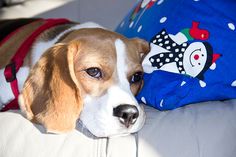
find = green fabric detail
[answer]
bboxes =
[181,28,193,40]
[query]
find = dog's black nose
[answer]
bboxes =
[113,104,139,128]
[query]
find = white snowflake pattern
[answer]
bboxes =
[137,25,142,32]
[141,97,147,104]
[181,81,186,86]
[199,80,206,87]
[228,23,235,31]
[160,99,164,107]
[160,17,167,24]
[120,21,125,28]
[129,21,134,28]
[231,80,236,87]
[157,0,164,5]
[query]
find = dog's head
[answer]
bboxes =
[19,28,149,137]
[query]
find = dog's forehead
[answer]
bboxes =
[64,28,125,43]
[71,28,140,64]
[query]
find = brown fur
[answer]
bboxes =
[0,20,44,68]
[1,23,150,133]
[20,43,82,133]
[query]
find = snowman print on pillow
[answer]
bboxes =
[142,21,221,87]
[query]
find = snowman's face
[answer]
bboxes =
[183,42,207,77]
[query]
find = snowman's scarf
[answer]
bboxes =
[149,29,189,74]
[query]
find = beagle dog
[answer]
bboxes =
[0,19,150,137]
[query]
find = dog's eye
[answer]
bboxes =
[130,72,143,84]
[86,67,102,79]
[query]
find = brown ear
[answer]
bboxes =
[131,38,150,60]
[19,42,82,133]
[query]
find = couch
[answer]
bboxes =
[0,0,236,157]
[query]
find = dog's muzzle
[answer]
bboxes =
[113,104,139,128]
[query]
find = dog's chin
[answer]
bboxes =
[84,118,145,138]
[79,105,146,138]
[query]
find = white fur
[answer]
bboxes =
[80,39,145,137]
[31,22,103,65]
[0,67,30,108]
[0,69,14,106]
[0,24,145,137]
[0,22,103,109]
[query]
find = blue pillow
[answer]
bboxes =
[116,0,236,110]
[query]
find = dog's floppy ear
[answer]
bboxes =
[131,38,150,60]
[19,42,82,133]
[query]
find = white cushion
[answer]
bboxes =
[0,111,136,157]
[138,99,236,157]
[0,100,235,157]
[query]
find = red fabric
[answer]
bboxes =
[1,99,19,112]
[1,18,71,111]
[212,54,221,63]
[189,21,209,40]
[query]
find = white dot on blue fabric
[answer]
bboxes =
[137,25,142,32]
[181,81,186,86]
[120,21,125,28]
[199,80,206,87]
[160,99,164,107]
[228,23,235,31]
[231,80,236,87]
[141,97,147,104]
[160,17,167,24]
[129,21,134,28]
[157,0,164,5]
